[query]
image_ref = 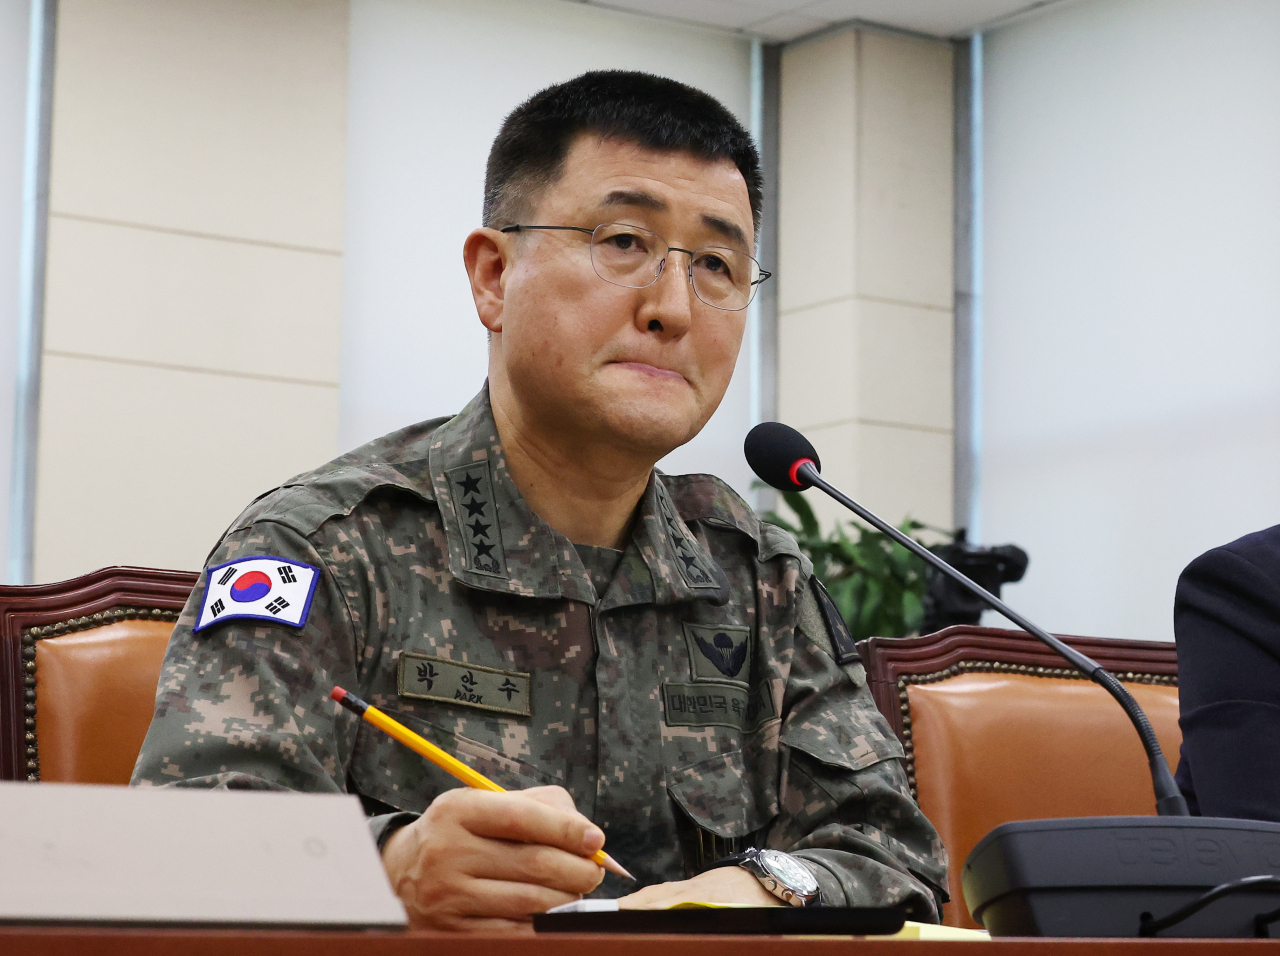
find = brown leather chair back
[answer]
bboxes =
[858,626,1179,928]
[34,619,177,784]
[0,567,198,782]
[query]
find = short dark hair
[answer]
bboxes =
[484,70,762,236]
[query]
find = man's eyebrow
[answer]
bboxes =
[700,214,747,250]
[601,189,668,211]
[599,190,749,249]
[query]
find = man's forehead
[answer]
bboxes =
[551,136,753,242]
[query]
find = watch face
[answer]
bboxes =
[758,850,819,895]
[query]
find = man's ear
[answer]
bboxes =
[464,228,511,334]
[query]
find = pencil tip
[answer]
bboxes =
[602,853,635,882]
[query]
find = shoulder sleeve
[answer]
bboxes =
[1174,533,1280,820]
[131,519,364,797]
[799,577,861,666]
[771,582,948,919]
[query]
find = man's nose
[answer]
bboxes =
[636,254,694,339]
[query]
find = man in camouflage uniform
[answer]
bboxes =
[133,70,946,930]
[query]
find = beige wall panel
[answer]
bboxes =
[855,422,953,529]
[794,420,859,533]
[856,31,953,309]
[32,355,338,583]
[778,298,856,431]
[49,0,349,250]
[44,216,342,382]
[778,31,857,313]
[856,299,953,430]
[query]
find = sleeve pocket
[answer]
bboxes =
[780,717,904,773]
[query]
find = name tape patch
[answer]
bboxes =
[194,556,320,632]
[662,681,776,733]
[398,652,531,717]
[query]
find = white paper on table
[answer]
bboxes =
[546,899,622,914]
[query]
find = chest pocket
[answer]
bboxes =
[348,710,556,814]
[666,746,780,875]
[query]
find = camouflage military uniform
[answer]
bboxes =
[132,387,947,916]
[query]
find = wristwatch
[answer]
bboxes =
[710,848,820,907]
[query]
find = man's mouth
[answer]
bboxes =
[609,361,686,383]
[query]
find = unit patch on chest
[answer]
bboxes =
[683,623,752,684]
[398,652,531,717]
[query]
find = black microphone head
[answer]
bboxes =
[744,422,822,491]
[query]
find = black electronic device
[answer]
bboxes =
[744,421,1280,938]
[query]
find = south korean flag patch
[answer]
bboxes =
[193,556,320,633]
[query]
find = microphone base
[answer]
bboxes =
[962,816,1280,937]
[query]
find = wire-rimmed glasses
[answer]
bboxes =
[500,222,771,312]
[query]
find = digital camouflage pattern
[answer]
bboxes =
[132,386,948,916]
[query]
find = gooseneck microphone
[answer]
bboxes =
[744,421,1186,816]
[746,421,1280,938]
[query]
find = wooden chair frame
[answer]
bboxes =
[856,625,1179,799]
[0,567,198,781]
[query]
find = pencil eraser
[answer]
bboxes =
[330,686,346,702]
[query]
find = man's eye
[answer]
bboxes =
[697,253,731,277]
[607,232,646,253]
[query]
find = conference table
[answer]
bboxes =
[1,928,1274,954]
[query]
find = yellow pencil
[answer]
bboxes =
[330,685,633,881]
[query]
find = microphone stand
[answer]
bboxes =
[745,422,1280,936]
[796,461,1189,817]
[795,461,1280,938]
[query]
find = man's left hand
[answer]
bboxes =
[616,865,783,909]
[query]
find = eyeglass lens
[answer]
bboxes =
[588,222,761,311]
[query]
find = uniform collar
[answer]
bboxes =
[427,385,729,607]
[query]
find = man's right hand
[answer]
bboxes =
[381,784,607,931]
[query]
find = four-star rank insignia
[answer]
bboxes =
[660,501,717,590]
[446,461,506,577]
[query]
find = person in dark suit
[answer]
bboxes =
[1174,524,1280,821]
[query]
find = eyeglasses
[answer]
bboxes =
[500,222,771,312]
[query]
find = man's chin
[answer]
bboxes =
[595,403,703,462]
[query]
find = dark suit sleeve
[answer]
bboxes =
[1174,525,1280,822]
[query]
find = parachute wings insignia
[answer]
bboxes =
[684,623,752,683]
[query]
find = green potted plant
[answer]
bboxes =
[764,491,943,641]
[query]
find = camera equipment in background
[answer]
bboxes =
[920,530,1029,634]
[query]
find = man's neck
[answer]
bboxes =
[490,390,654,551]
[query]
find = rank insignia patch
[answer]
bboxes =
[446,461,506,578]
[684,623,752,684]
[659,500,717,590]
[193,556,320,632]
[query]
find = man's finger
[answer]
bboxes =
[467,877,582,918]
[458,790,604,856]
[492,840,606,895]
[519,784,581,815]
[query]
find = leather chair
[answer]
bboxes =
[0,567,198,784]
[858,625,1180,929]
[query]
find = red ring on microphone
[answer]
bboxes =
[788,458,815,488]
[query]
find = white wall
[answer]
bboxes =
[981,0,1280,640]
[0,0,29,568]
[33,0,349,582]
[341,0,757,497]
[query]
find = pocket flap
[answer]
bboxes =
[780,717,904,772]
[666,749,778,839]
[349,713,555,813]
